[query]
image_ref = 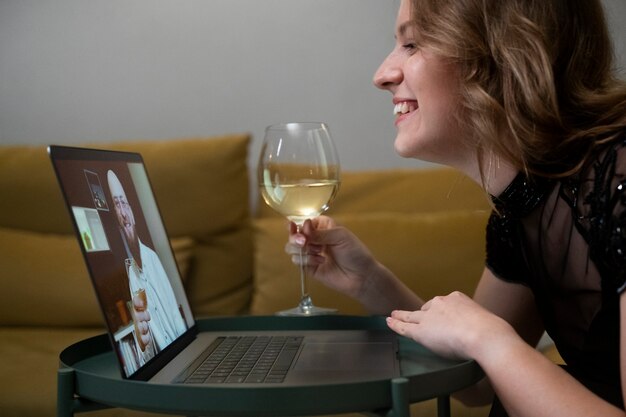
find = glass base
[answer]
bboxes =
[276,295,337,316]
[276,305,337,316]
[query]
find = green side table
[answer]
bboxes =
[58,315,484,417]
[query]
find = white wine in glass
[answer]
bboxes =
[258,122,340,316]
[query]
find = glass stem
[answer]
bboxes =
[298,249,309,299]
[297,224,312,310]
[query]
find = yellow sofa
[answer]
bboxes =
[0,135,512,417]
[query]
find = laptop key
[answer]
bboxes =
[205,376,227,383]
[264,376,286,383]
[226,375,247,383]
[272,348,298,371]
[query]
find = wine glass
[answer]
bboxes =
[258,122,341,316]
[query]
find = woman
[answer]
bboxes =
[286,0,626,416]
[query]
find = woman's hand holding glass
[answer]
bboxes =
[286,216,400,312]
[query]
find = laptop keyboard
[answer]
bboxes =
[181,335,303,384]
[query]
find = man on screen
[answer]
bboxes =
[107,170,187,361]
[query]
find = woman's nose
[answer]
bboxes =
[373,54,402,90]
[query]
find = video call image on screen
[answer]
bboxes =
[54,158,192,377]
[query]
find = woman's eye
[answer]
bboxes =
[402,42,417,53]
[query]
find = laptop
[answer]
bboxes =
[48,145,400,385]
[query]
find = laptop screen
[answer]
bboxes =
[49,146,195,379]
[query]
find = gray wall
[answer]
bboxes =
[1,0,625,174]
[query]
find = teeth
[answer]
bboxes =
[394,102,415,115]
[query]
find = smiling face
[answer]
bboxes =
[107,170,137,246]
[373,0,470,169]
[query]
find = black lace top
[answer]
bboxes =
[486,134,626,408]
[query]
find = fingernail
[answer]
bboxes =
[295,236,305,246]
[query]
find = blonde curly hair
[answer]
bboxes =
[410,0,626,180]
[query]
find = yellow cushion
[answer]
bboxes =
[0,227,98,327]
[251,210,490,315]
[0,226,194,327]
[0,145,72,234]
[0,327,103,417]
[185,227,254,317]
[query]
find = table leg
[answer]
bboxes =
[437,395,451,417]
[57,367,75,417]
[390,377,410,417]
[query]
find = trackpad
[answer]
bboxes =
[294,343,395,371]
